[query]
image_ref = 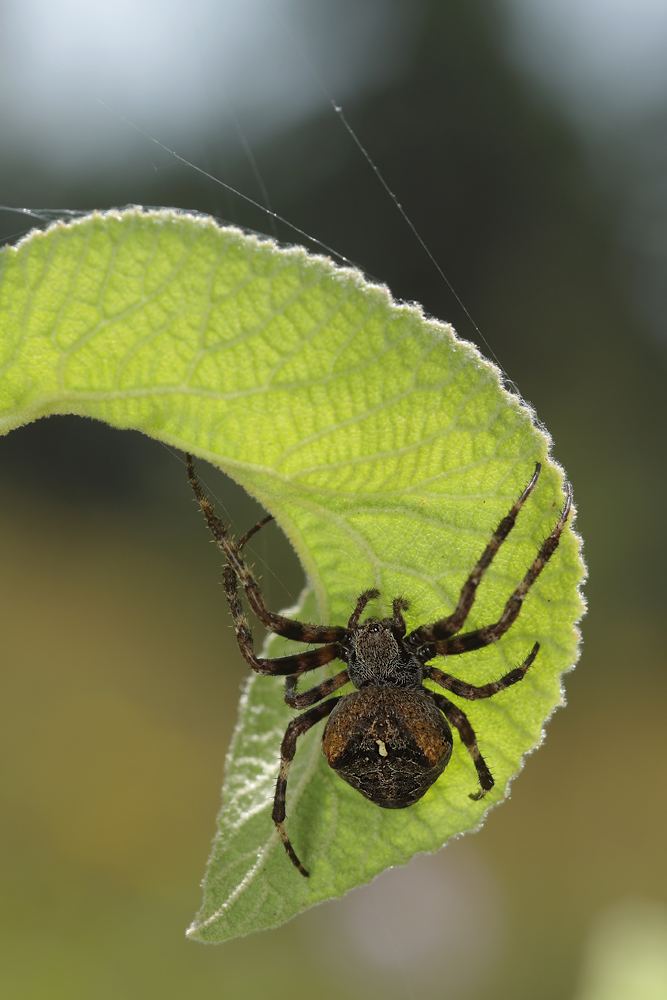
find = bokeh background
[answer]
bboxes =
[1,1,667,998]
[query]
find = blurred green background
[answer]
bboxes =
[1,1,666,998]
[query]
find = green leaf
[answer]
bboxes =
[0,208,584,942]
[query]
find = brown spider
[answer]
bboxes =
[187,456,572,877]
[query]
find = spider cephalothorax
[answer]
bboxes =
[188,457,571,877]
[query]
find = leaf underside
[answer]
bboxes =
[0,208,585,941]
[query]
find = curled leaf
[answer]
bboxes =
[0,208,585,941]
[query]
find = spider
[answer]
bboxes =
[187,456,572,877]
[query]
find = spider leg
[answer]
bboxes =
[426,690,494,799]
[407,464,541,647]
[285,669,350,709]
[273,698,340,877]
[425,483,572,658]
[223,565,340,675]
[187,454,345,643]
[347,589,380,629]
[392,597,410,637]
[237,514,274,551]
[426,642,539,698]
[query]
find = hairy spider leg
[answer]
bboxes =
[187,454,346,644]
[425,642,540,698]
[237,514,274,551]
[222,565,340,676]
[222,509,343,677]
[391,597,410,636]
[407,463,542,647]
[433,484,572,657]
[427,690,494,799]
[273,698,340,876]
[347,589,380,629]
[284,669,351,709]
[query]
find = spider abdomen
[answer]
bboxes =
[322,687,453,808]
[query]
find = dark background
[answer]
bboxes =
[1,1,666,998]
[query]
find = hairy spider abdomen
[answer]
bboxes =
[322,687,453,808]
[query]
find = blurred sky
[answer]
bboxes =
[3,0,666,343]
[502,0,667,343]
[504,0,667,123]
[0,0,421,170]
[1,0,666,151]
